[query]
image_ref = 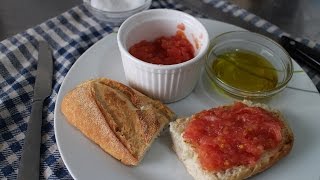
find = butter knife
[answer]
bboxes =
[180,0,320,73]
[17,42,53,180]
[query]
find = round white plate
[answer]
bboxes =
[54,19,320,180]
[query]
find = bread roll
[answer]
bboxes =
[169,100,293,180]
[61,78,176,165]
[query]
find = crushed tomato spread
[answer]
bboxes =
[129,30,194,65]
[183,102,283,171]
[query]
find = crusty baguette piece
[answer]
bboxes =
[61,78,176,165]
[169,100,294,180]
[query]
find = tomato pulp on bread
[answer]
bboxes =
[183,102,283,171]
[129,30,194,65]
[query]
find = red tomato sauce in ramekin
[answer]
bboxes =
[129,30,194,65]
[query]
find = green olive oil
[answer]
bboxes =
[212,50,278,92]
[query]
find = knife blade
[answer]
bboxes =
[180,0,320,73]
[17,41,53,180]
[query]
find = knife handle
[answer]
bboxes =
[280,36,320,73]
[17,100,44,180]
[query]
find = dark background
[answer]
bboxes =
[0,0,319,43]
[0,0,81,40]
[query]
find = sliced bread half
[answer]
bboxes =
[61,78,176,165]
[169,100,293,180]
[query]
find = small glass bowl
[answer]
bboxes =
[83,0,152,24]
[205,31,293,99]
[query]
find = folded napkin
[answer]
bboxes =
[0,0,319,179]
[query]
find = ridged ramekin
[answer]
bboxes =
[117,9,209,103]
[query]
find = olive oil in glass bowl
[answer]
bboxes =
[205,31,293,99]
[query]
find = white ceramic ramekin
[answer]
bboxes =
[117,9,209,103]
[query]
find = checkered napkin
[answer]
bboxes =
[0,0,319,179]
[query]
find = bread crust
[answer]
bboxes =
[61,78,176,165]
[169,100,294,180]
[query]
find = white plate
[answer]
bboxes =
[54,19,320,180]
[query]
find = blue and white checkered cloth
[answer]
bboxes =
[0,0,319,179]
